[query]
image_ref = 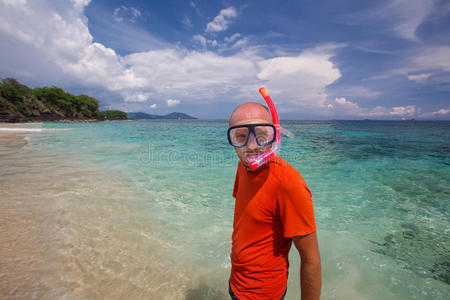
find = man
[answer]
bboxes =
[227,102,321,300]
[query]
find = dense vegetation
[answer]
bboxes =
[98,110,128,120]
[0,78,127,122]
[32,87,98,118]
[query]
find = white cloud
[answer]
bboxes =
[192,34,207,47]
[124,92,151,102]
[113,6,124,22]
[386,0,434,40]
[0,0,28,7]
[333,97,361,115]
[389,105,418,116]
[420,107,450,118]
[222,33,248,51]
[347,0,435,41]
[224,33,241,43]
[407,73,431,83]
[190,1,201,16]
[130,8,141,18]
[403,46,450,84]
[432,108,450,115]
[231,38,247,49]
[257,46,342,108]
[194,32,246,52]
[114,5,141,23]
[71,0,91,8]
[84,6,168,54]
[336,97,355,106]
[336,86,381,99]
[0,1,148,90]
[206,7,237,32]
[0,1,345,115]
[192,35,218,48]
[150,103,157,109]
[167,99,180,107]
[366,46,450,85]
[411,46,450,73]
[124,49,259,100]
[359,105,419,118]
[0,0,447,120]
[331,97,420,119]
[182,15,192,29]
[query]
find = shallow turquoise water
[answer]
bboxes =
[30,120,449,299]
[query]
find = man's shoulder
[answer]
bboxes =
[269,156,306,185]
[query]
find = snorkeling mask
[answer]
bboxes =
[228,87,281,170]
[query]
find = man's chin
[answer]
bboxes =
[241,153,264,170]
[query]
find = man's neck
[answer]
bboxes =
[244,162,269,172]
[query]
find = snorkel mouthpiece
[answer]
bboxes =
[248,88,281,170]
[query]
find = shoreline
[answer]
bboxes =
[0,123,41,157]
[0,128,213,299]
[0,132,28,152]
[0,119,129,124]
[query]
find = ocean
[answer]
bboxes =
[0,120,448,299]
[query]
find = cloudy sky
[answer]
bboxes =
[0,0,449,119]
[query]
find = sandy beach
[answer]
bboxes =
[0,124,218,299]
[0,132,27,155]
[0,123,39,156]
[0,124,44,299]
[1,124,150,299]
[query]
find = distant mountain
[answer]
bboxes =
[164,112,197,119]
[126,112,157,119]
[127,112,197,120]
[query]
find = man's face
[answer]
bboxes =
[229,102,273,170]
[232,118,273,169]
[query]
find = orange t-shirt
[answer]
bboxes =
[229,156,316,300]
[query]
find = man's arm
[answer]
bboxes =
[293,232,321,300]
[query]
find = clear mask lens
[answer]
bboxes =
[228,124,275,147]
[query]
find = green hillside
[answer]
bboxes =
[0,78,126,122]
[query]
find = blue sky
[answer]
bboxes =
[0,0,449,119]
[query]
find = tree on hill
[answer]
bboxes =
[32,86,99,118]
[76,95,99,118]
[0,78,35,116]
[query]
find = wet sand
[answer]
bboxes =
[0,128,152,299]
[0,123,33,156]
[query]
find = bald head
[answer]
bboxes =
[229,102,272,127]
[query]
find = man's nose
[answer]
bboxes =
[246,132,258,150]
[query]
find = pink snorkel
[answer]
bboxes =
[248,87,281,170]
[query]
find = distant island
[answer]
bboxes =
[127,112,197,120]
[0,78,127,122]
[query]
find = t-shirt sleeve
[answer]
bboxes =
[277,171,316,238]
